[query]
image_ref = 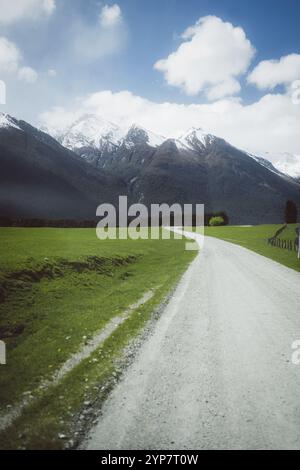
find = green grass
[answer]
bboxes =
[277,224,299,241]
[0,227,195,449]
[204,224,300,272]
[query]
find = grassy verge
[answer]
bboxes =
[0,227,195,449]
[277,224,299,241]
[204,224,300,272]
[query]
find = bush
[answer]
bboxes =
[209,216,225,226]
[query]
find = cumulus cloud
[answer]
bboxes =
[0,37,21,73]
[18,66,38,83]
[39,89,300,156]
[154,15,255,99]
[99,4,122,28]
[248,53,300,90]
[0,36,38,83]
[206,78,241,101]
[0,0,55,25]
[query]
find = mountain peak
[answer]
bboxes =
[177,127,216,151]
[0,112,21,131]
[59,114,123,150]
[125,123,166,148]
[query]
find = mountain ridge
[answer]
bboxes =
[44,113,300,181]
[0,112,299,224]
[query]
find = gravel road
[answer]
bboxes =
[84,234,300,450]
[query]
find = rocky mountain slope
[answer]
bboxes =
[0,114,125,219]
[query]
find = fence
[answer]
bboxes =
[268,237,298,252]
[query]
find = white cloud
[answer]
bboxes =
[248,54,300,90]
[206,78,241,101]
[0,37,21,73]
[99,4,122,28]
[40,107,81,136]
[39,89,300,156]
[0,0,55,25]
[154,15,255,98]
[18,66,38,83]
[0,36,38,83]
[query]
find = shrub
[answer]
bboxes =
[209,216,225,226]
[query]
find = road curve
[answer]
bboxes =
[84,234,300,450]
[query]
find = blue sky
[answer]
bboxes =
[0,0,300,155]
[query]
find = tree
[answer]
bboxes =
[285,201,298,224]
[209,216,225,226]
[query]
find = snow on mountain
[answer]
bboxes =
[143,128,166,148]
[49,115,166,155]
[262,152,300,179]
[175,127,216,151]
[59,114,124,151]
[246,152,283,176]
[38,112,300,182]
[0,112,21,131]
[123,124,166,148]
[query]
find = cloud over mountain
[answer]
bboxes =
[40,88,300,157]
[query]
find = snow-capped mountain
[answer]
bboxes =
[0,113,22,131]
[123,124,165,149]
[49,116,166,167]
[262,152,300,180]
[53,116,165,152]
[175,127,217,151]
[54,114,124,151]
[54,117,215,155]
[43,113,300,182]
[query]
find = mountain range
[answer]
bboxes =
[50,114,300,180]
[1,112,300,224]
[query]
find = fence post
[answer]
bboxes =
[0,340,6,365]
[296,228,300,259]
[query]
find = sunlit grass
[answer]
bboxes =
[204,224,300,272]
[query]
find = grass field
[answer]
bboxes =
[277,224,299,241]
[0,227,196,449]
[1,223,299,448]
[205,224,300,272]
